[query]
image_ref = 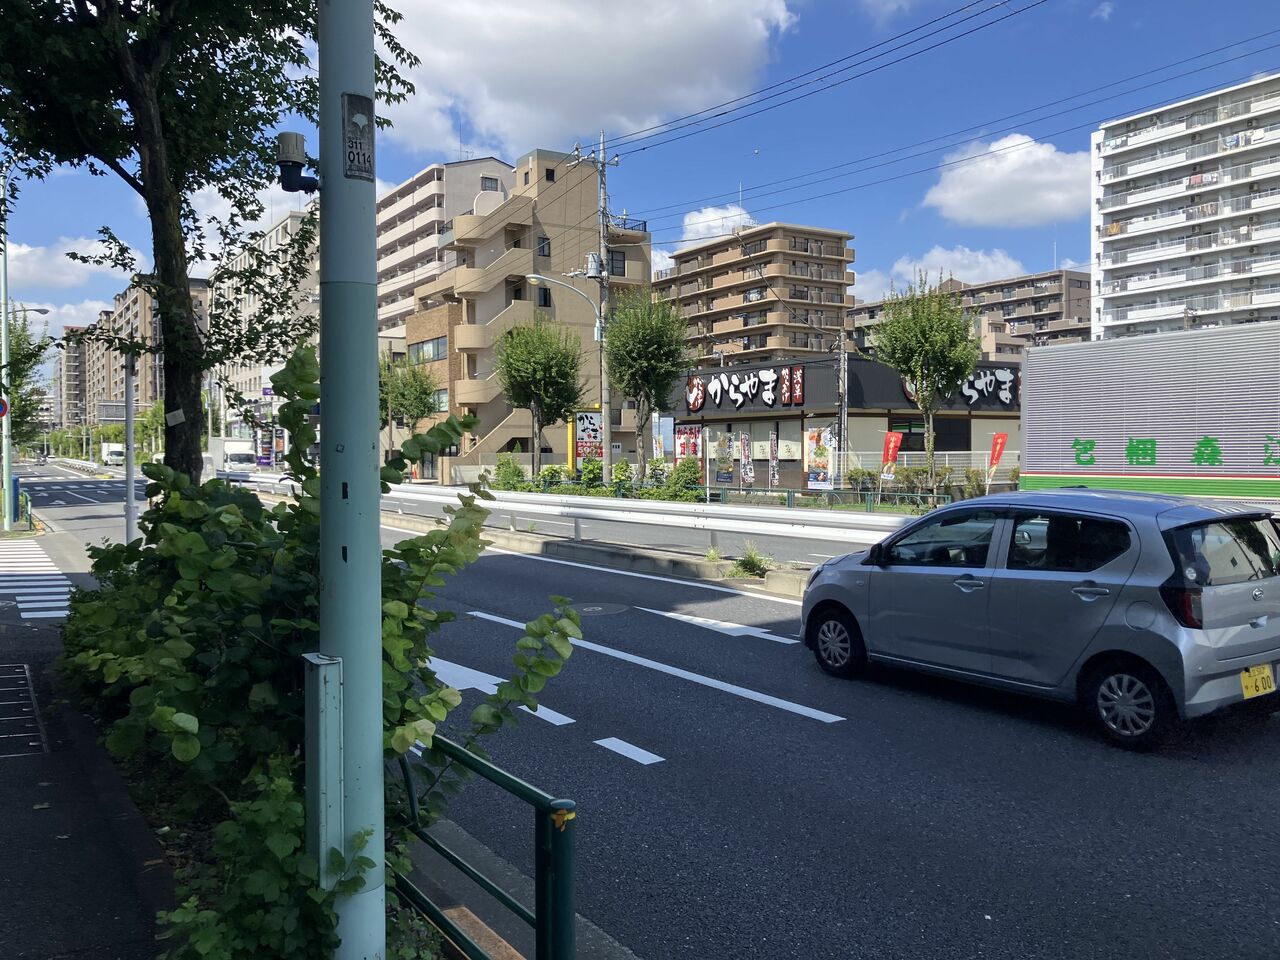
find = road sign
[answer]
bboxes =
[0,398,9,418]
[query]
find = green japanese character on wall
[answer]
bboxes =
[1072,438,1096,466]
[1125,438,1157,467]
[1192,437,1224,466]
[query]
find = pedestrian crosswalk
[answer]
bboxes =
[0,540,71,620]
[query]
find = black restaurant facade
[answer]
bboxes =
[669,355,1022,489]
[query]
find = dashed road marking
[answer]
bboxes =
[594,737,664,765]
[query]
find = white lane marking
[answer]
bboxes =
[16,600,71,609]
[20,611,66,620]
[429,657,575,726]
[594,737,664,765]
[469,610,843,724]
[635,607,799,645]
[809,553,837,559]
[478,546,803,608]
[16,593,72,601]
[57,490,98,503]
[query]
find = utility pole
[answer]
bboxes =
[124,354,137,542]
[570,132,619,478]
[837,329,848,490]
[1,161,12,532]
[317,0,384,953]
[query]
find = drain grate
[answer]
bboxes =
[0,664,48,758]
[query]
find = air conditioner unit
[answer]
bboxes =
[1193,164,1201,172]
[1250,215,1259,223]
[1251,246,1258,254]
[1127,121,1137,131]
[1250,309,1259,317]
[1252,182,1261,192]
[1248,118,1256,128]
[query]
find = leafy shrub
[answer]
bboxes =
[895,465,929,493]
[493,453,527,490]
[845,467,878,490]
[60,347,578,960]
[644,459,669,486]
[536,463,566,487]
[1009,466,1021,487]
[669,456,702,491]
[727,540,772,578]
[578,456,604,487]
[962,467,987,499]
[611,459,633,488]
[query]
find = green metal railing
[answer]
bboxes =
[394,736,577,960]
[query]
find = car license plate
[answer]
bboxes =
[1240,664,1277,699]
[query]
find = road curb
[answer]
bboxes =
[58,706,177,920]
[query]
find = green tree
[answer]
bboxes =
[0,0,417,482]
[872,273,980,489]
[605,288,687,479]
[3,307,53,449]
[494,319,583,476]
[379,359,441,459]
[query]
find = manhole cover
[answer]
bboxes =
[571,603,626,617]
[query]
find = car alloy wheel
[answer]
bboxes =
[817,620,852,670]
[1096,672,1157,738]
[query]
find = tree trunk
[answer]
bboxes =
[636,401,649,483]
[923,406,936,496]
[530,408,542,478]
[131,79,205,483]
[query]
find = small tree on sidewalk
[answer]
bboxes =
[605,288,687,479]
[494,318,583,475]
[379,359,441,461]
[872,272,979,491]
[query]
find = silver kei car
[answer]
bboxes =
[802,489,1280,747]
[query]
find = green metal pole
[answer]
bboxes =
[535,808,551,960]
[549,800,577,960]
[318,0,384,955]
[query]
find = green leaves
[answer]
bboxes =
[171,733,201,762]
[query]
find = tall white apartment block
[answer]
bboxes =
[376,157,515,331]
[1091,71,1280,340]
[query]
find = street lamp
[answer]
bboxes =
[526,273,613,476]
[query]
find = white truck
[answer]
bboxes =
[100,443,125,467]
[206,437,257,472]
[1022,323,1280,501]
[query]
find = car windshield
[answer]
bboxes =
[227,453,255,464]
[1165,516,1280,585]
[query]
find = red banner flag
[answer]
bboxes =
[882,431,904,465]
[989,432,1009,470]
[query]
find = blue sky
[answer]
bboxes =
[7,0,1279,340]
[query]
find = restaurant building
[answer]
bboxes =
[671,355,1021,489]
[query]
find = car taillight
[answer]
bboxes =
[1160,581,1203,629]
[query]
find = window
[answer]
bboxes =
[480,176,500,192]
[433,388,448,411]
[608,249,626,277]
[886,510,999,567]
[1165,518,1280,585]
[538,286,552,308]
[524,171,530,185]
[536,236,551,257]
[1008,513,1131,572]
[407,336,447,364]
[1002,304,1016,317]
[545,168,556,183]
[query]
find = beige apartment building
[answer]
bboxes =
[377,157,515,331]
[849,268,1092,362]
[54,325,88,428]
[414,148,651,482]
[651,222,855,367]
[84,280,210,423]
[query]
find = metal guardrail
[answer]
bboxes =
[227,471,909,548]
[52,457,102,473]
[396,736,576,960]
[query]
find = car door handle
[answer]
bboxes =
[953,576,985,592]
[1072,585,1111,600]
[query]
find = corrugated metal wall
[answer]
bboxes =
[1024,323,1280,482]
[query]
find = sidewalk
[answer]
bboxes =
[0,533,168,960]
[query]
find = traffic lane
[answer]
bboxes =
[428,607,1280,959]
[380,488,860,567]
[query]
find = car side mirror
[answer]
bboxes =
[866,543,885,565]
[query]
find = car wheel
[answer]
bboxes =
[810,608,866,679]
[1084,660,1177,749]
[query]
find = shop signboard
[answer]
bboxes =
[806,424,836,490]
[739,433,755,487]
[769,431,779,488]
[573,411,603,469]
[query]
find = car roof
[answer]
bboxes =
[960,488,1274,526]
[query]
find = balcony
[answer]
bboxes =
[607,214,648,234]
[1100,87,1280,156]
[453,299,538,351]
[450,195,534,246]
[454,247,534,296]
[455,374,502,405]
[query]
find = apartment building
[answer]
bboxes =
[651,222,855,367]
[850,269,1092,361]
[54,325,88,428]
[214,207,319,444]
[84,280,210,423]
[1091,70,1280,339]
[415,148,652,482]
[377,157,515,331]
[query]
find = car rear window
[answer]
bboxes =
[1164,517,1280,586]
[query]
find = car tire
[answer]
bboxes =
[1083,659,1177,749]
[810,607,867,679]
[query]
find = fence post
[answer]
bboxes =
[709,529,719,553]
[549,800,576,960]
[786,490,795,508]
[534,808,552,960]
[509,511,517,532]
[573,518,582,541]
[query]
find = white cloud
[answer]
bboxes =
[25,299,113,339]
[652,248,675,273]
[5,237,132,290]
[858,0,911,23]
[1058,256,1085,269]
[678,204,754,248]
[1090,2,1114,21]
[856,246,1028,301]
[923,133,1090,227]
[382,1,796,157]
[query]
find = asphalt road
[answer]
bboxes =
[26,465,1280,960]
